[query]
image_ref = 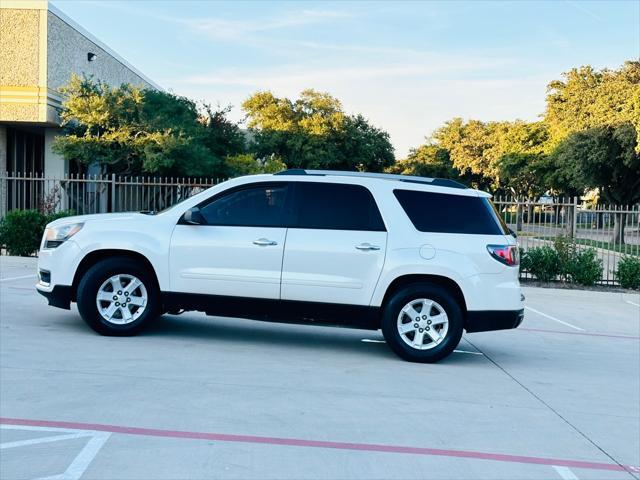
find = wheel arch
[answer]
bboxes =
[71,249,160,301]
[381,274,468,314]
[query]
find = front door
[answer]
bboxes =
[281,182,387,306]
[170,182,291,299]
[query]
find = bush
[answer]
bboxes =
[521,246,561,282]
[0,209,76,257]
[565,248,602,286]
[616,256,640,290]
[521,237,605,286]
[0,210,46,256]
[553,236,576,281]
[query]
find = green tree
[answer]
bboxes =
[431,119,549,192]
[432,118,496,190]
[386,144,457,178]
[242,89,394,172]
[53,75,243,177]
[223,153,286,177]
[545,61,640,149]
[552,123,640,243]
[336,114,395,171]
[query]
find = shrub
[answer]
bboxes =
[616,256,640,290]
[0,210,46,256]
[520,246,561,282]
[553,236,576,281]
[565,248,602,286]
[0,209,76,257]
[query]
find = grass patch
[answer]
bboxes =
[532,236,640,255]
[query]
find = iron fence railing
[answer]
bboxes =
[494,197,640,285]
[1,173,638,285]
[0,173,223,216]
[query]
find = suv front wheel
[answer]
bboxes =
[382,283,463,363]
[77,258,160,336]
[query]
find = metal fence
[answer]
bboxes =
[494,197,640,284]
[1,173,638,285]
[0,173,223,216]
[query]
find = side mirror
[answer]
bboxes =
[509,228,517,238]
[183,207,205,225]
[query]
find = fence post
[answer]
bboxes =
[571,196,578,238]
[110,174,116,213]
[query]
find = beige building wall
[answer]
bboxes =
[45,5,156,123]
[1,0,158,125]
[0,2,47,123]
[0,0,159,183]
[47,12,153,91]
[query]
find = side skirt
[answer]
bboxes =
[161,292,381,330]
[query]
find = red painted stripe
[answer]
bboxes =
[520,327,640,340]
[1,417,637,473]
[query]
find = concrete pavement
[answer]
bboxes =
[1,256,638,479]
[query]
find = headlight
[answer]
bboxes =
[43,223,83,249]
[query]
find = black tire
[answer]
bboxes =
[381,282,463,363]
[76,257,160,336]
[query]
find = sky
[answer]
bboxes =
[53,0,640,158]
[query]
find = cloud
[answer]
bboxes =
[170,52,548,158]
[179,54,520,89]
[181,9,352,41]
[564,0,602,21]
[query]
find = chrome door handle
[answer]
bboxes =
[253,238,278,246]
[355,243,381,251]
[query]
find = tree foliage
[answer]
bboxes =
[409,61,639,205]
[242,89,394,172]
[545,61,640,149]
[386,144,455,177]
[53,75,244,177]
[430,119,548,192]
[553,123,640,205]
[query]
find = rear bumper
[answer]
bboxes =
[36,285,72,310]
[465,309,524,333]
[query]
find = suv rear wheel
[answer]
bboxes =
[382,282,463,362]
[77,258,160,336]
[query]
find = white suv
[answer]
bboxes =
[36,170,524,362]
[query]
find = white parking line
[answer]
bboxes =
[525,306,584,331]
[0,274,35,283]
[0,432,90,449]
[624,300,640,307]
[61,432,111,480]
[1,424,110,480]
[553,465,579,479]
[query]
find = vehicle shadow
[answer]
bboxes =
[141,313,395,358]
[137,313,484,365]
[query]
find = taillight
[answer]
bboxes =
[487,244,519,266]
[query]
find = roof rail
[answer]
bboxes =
[273,169,467,189]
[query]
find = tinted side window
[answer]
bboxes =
[393,189,506,235]
[200,184,288,227]
[295,183,385,231]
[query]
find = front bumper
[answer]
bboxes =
[36,284,72,310]
[465,309,524,333]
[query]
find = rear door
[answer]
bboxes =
[281,182,387,305]
[170,182,291,299]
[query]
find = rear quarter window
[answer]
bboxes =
[393,189,508,235]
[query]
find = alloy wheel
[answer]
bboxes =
[96,274,148,325]
[397,298,449,350]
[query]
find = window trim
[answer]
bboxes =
[289,181,387,232]
[178,181,293,228]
